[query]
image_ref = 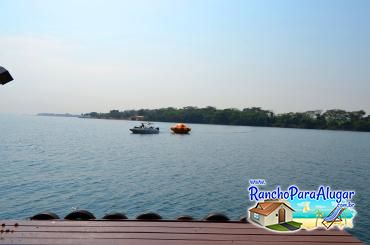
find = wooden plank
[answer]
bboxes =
[0,220,354,235]
[0,220,363,245]
[2,238,362,245]
[0,221,351,236]
[0,226,354,237]
[0,226,352,235]
[0,232,362,242]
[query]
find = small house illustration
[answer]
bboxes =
[249,199,295,226]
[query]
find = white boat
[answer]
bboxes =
[129,123,159,134]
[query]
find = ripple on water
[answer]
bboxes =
[0,115,369,242]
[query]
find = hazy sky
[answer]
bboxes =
[1,0,369,114]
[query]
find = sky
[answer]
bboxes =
[1,0,369,114]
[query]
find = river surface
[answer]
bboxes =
[0,114,369,243]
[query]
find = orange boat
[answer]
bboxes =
[171,123,191,134]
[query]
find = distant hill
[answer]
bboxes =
[37,113,80,118]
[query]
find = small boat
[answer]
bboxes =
[171,123,191,134]
[130,123,159,134]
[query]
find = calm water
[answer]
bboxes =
[0,114,369,243]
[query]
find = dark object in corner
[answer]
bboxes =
[203,213,230,222]
[64,210,96,220]
[31,212,60,220]
[102,212,128,220]
[0,66,13,85]
[136,212,162,220]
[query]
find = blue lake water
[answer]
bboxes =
[0,114,369,243]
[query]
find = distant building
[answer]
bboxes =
[249,199,294,226]
[129,115,145,121]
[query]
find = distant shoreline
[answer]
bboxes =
[37,113,80,118]
[77,107,370,132]
[78,116,370,133]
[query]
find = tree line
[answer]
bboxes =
[82,107,370,132]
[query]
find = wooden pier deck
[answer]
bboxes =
[0,220,363,245]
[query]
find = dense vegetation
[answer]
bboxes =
[82,107,370,132]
